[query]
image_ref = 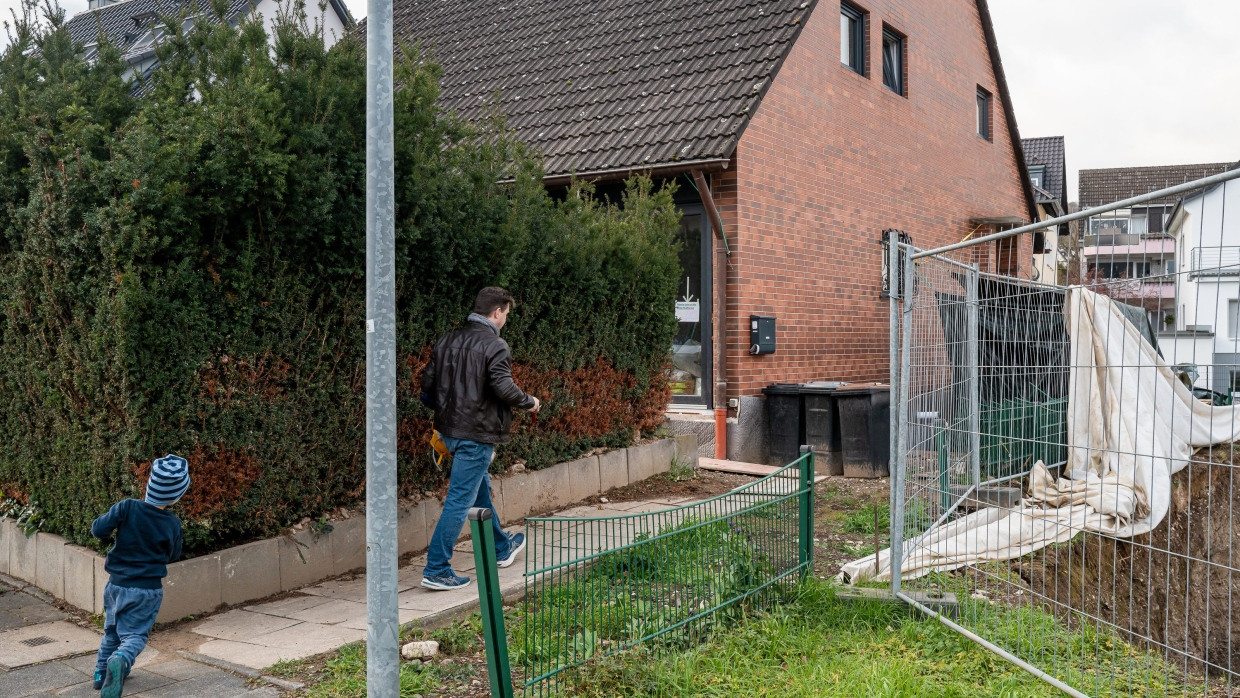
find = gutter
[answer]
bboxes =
[691,170,730,460]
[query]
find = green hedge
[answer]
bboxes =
[0,6,680,553]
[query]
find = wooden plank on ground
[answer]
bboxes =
[700,458,827,484]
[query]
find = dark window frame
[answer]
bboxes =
[1028,164,1045,188]
[881,25,906,96]
[976,86,992,141]
[840,2,867,76]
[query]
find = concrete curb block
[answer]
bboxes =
[176,650,306,690]
[0,437,694,623]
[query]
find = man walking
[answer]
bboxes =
[419,287,540,590]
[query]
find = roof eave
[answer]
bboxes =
[538,157,732,187]
[975,0,1040,224]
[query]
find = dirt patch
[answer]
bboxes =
[580,467,754,505]
[1019,453,1240,678]
[811,476,890,579]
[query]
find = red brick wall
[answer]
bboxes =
[719,0,1030,399]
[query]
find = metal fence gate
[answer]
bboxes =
[888,167,1240,696]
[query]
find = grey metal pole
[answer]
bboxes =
[966,263,981,489]
[891,239,912,595]
[365,0,399,690]
[887,236,902,584]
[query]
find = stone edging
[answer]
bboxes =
[0,435,696,622]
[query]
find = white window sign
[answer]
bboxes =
[675,301,700,323]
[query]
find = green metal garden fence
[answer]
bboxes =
[517,450,815,696]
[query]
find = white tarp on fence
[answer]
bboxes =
[842,288,1240,584]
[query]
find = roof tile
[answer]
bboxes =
[367,0,813,177]
[1079,162,1233,208]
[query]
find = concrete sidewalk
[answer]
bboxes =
[0,582,282,698]
[2,473,790,694]
[174,490,735,672]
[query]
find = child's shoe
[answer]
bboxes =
[93,669,104,690]
[101,654,127,698]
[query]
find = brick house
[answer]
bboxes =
[377,0,1037,461]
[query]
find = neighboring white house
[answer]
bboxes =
[1164,163,1240,395]
[67,0,353,89]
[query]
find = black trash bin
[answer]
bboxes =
[834,383,891,478]
[762,383,804,466]
[801,381,846,476]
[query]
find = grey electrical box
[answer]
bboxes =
[750,315,775,355]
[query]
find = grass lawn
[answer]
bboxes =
[274,471,1197,697]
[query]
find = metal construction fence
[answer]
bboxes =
[888,167,1240,696]
[518,451,815,696]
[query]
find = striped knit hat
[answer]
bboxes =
[145,454,191,507]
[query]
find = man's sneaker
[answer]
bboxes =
[93,669,103,690]
[421,572,471,591]
[101,655,127,698]
[497,533,526,568]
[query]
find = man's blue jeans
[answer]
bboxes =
[423,436,516,578]
[96,583,163,675]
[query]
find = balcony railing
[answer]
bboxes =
[1190,247,1240,277]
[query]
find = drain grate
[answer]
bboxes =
[20,636,56,647]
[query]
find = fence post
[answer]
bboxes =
[966,263,981,488]
[891,242,913,596]
[798,445,815,578]
[468,507,514,698]
[887,234,902,594]
[935,420,950,514]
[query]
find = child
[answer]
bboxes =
[91,454,189,697]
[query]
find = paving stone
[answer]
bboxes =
[249,620,364,650]
[0,621,100,669]
[191,640,305,672]
[141,658,215,681]
[131,669,255,698]
[396,586,475,612]
[34,534,66,599]
[0,660,87,697]
[276,598,366,626]
[61,547,97,615]
[60,652,98,675]
[220,539,280,607]
[339,606,427,630]
[54,678,103,697]
[191,610,302,642]
[244,594,331,618]
[300,577,366,601]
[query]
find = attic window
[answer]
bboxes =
[1028,164,1045,189]
[132,11,156,26]
[976,86,992,141]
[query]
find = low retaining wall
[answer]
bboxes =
[0,436,696,622]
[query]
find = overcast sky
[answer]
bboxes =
[5,0,1239,201]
